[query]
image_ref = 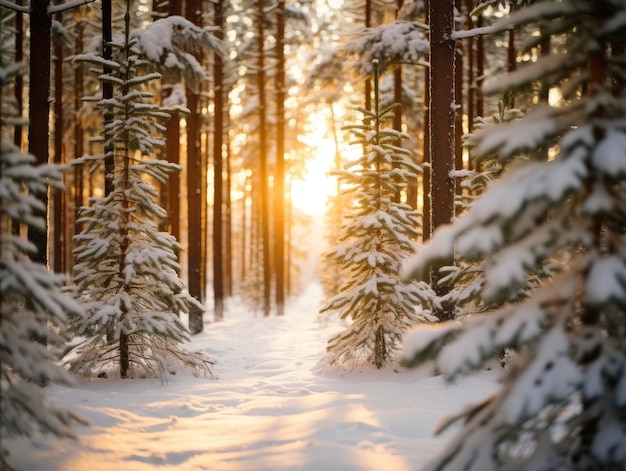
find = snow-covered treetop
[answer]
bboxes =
[344,21,429,77]
[77,15,224,93]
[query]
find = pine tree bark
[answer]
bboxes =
[154,0,180,243]
[53,11,64,274]
[73,22,84,243]
[213,0,225,321]
[103,0,114,197]
[257,0,271,317]
[186,0,204,334]
[224,117,233,297]
[28,0,52,266]
[465,0,474,137]
[274,0,286,316]
[14,0,24,149]
[429,0,456,320]
[422,1,431,243]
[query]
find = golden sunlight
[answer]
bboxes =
[290,137,337,216]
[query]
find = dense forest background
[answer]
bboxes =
[1,0,514,324]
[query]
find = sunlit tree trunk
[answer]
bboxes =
[213,0,225,321]
[286,178,292,297]
[422,70,431,241]
[153,0,180,243]
[225,126,233,297]
[464,0,475,172]
[257,0,271,317]
[422,0,430,242]
[241,179,248,284]
[53,11,64,273]
[429,0,455,320]
[274,0,286,316]
[186,0,204,334]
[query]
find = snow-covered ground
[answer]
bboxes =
[7,283,498,471]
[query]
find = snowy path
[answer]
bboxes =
[7,284,498,471]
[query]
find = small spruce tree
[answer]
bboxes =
[0,64,86,470]
[320,60,435,370]
[66,5,214,380]
[402,1,626,469]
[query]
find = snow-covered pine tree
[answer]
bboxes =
[401,1,626,469]
[320,60,435,370]
[0,63,86,470]
[66,6,214,380]
[440,94,539,320]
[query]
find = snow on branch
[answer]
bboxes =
[451,24,505,40]
[48,0,96,14]
[0,0,29,12]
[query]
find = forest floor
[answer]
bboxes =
[6,283,498,471]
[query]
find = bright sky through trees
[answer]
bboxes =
[290,137,336,215]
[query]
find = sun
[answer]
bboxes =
[290,137,337,216]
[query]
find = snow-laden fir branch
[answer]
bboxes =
[401,1,626,469]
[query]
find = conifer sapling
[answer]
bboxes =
[66,6,214,380]
[320,60,435,370]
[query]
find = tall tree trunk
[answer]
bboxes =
[213,0,225,321]
[186,0,204,334]
[14,0,24,149]
[103,0,114,197]
[102,0,115,344]
[422,69,431,242]
[429,0,456,320]
[163,106,180,239]
[257,0,271,317]
[28,0,52,266]
[53,11,64,274]
[465,0,474,134]
[241,180,248,284]
[154,0,180,243]
[422,1,430,243]
[74,22,84,243]
[286,178,292,297]
[225,128,233,297]
[274,0,286,316]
